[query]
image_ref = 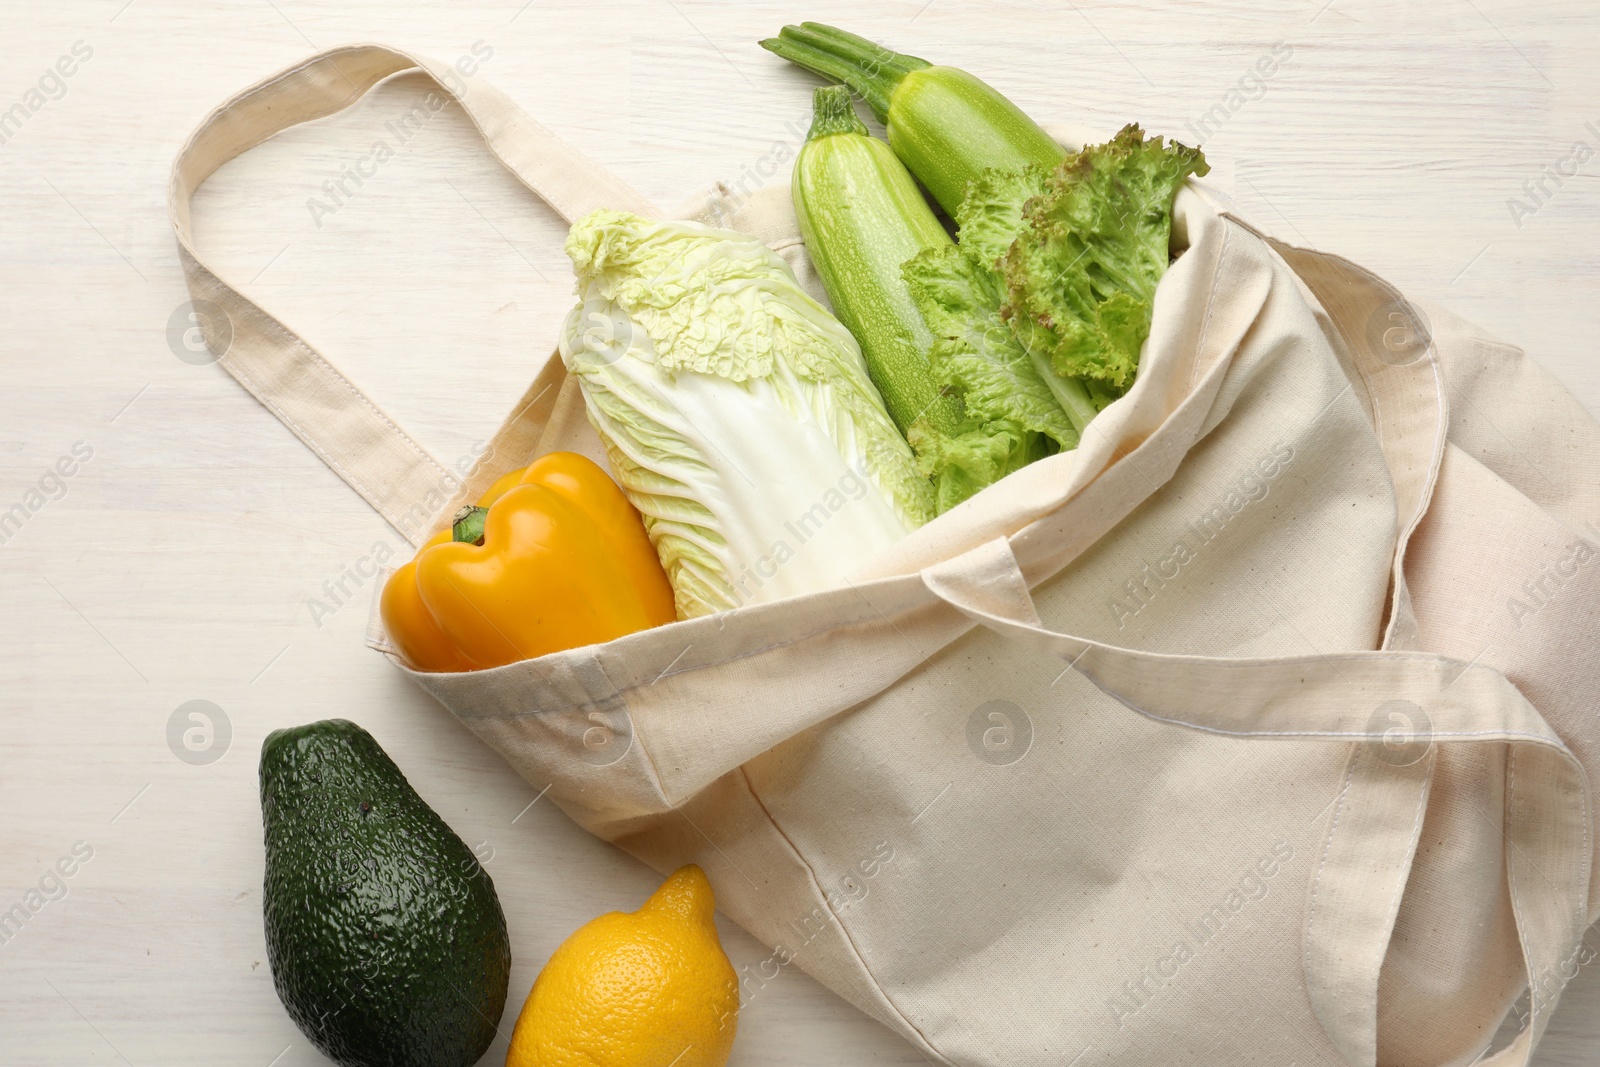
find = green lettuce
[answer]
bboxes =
[901,213,1069,512]
[951,164,1048,272]
[1001,124,1209,389]
[901,167,1085,512]
[901,125,1206,509]
[907,418,1052,514]
[561,210,934,619]
[903,213,1079,448]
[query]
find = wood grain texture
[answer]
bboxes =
[1,0,1597,1063]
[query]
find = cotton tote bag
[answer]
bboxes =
[170,46,1600,1067]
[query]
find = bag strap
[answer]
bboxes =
[168,44,658,546]
[1235,221,1450,1066]
[922,537,1590,1067]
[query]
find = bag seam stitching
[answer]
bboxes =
[1185,218,1234,396]
[240,312,444,475]
[1373,754,1435,1042]
[1303,751,1358,1030]
[219,337,427,514]
[179,272,448,514]
[733,766,952,1063]
[1507,744,1534,1028]
[446,595,974,717]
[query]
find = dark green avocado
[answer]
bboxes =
[260,719,510,1067]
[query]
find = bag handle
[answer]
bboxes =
[168,44,658,545]
[922,537,1590,1067]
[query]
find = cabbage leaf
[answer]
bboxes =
[561,210,934,619]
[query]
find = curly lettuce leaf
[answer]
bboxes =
[898,126,1204,511]
[908,417,1053,513]
[1000,124,1208,389]
[903,242,1078,451]
[952,165,1049,270]
[562,210,934,618]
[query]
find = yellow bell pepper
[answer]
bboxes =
[380,452,676,672]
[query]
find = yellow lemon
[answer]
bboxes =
[505,864,739,1067]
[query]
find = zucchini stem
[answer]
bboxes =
[792,22,930,78]
[807,85,869,140]
[760,23,929,123]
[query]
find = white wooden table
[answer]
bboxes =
[2,0,1597,1063]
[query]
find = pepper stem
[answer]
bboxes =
[451,505,488,546]
[760,23,929,124]
[807,85,869,140]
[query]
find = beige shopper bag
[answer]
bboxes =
[171,46,1600,1067]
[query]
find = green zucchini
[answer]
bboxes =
[792,86,961,440]
[762,23,1067,217]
